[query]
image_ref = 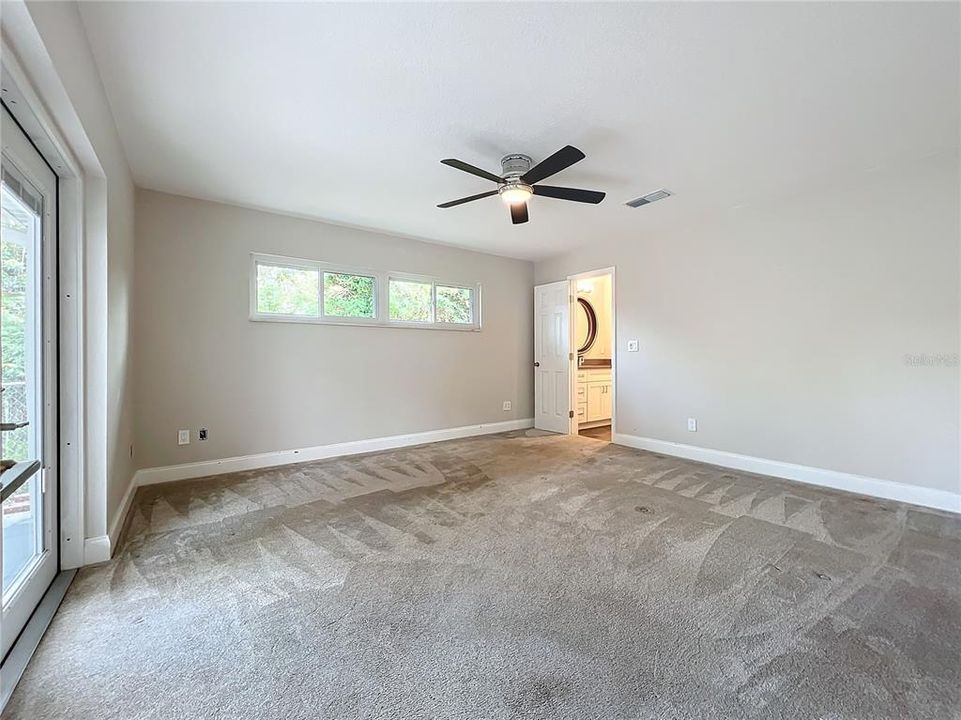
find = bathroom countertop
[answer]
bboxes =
[579,358,612,369]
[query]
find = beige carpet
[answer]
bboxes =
[7,431,960,719]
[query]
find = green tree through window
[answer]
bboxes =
[389,279,432,322]
[324,273,374,318]
[252,256,478,329]
[1,191,30,461]
[436,285,472,324]
[256,264,319,316]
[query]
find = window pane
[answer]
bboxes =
[389,279,432,322]
[324,272,375,318]
[1,186,33,462]
[436,285,473,324]
[3,478,39,593]
[257,264,319,316]
[2,182,43,596]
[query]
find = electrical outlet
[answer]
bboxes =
[198,427,208,441]
[178,429,190,445]
[627,340,639,352]
[687,418,697,432]
[502,401,512,411]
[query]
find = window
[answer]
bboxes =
[389,278,433,323]
[256,263,319,317]
[250,253,480,331]
[436,285,473,325]
[324,272,374,319]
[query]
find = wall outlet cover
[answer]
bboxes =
[687,418,697,432]
[502,401,512,411]
[199,427,208,441]
[178,429,190,445]
[627,340,639,352]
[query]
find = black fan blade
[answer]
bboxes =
[521,145,585,184]
[510,202,529,224]
[533,185,605,204]
[437,190,498,208]
[441,158,505,184]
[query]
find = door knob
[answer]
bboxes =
[533,362,540,367]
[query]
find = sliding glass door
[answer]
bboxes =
[1,105,58,659]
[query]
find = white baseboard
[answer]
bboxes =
[82,535,111,565]
[84,472,140,566]
[613,433,961,514]
[109,475,140,549]
[91,418,535,565]
[135,418,533,487]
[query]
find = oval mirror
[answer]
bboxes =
[575,297,598,354]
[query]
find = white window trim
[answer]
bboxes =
[249,252,482,331]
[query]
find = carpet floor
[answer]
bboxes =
[6,431,960,719]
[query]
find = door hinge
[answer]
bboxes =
[569,352,574,361]
[569,410,574,418]
[41,469,47,494]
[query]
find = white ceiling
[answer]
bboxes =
[79,2,959,261]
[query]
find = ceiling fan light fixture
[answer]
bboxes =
[437,146,603,223]
[499,183,533,205]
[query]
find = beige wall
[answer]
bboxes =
[134,190,534,470]
[537,152,960,495]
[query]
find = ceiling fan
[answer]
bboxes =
[437,145,605,225]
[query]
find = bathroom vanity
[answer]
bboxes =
[576,361,612,427]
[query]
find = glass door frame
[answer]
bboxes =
[0,104,59,661]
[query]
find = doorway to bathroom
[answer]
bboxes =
[532,267,615,439]
[571,269,614,442]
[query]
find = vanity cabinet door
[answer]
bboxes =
[600,384,613,419]
[587,383,604,421]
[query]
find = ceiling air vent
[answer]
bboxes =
[626,189,673,208]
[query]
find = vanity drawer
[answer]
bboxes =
[576,385,586,400]
[576,403,587,421]
[585,369,612,383]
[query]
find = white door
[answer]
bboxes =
[1,106,59,658]
[534,281,571,433]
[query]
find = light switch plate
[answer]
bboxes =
[627,340,639,352]
[178,429,190,445]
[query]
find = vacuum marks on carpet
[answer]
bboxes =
[7,433,960,720]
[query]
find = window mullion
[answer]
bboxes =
[377,272,388,322]
[317,268,325,319]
